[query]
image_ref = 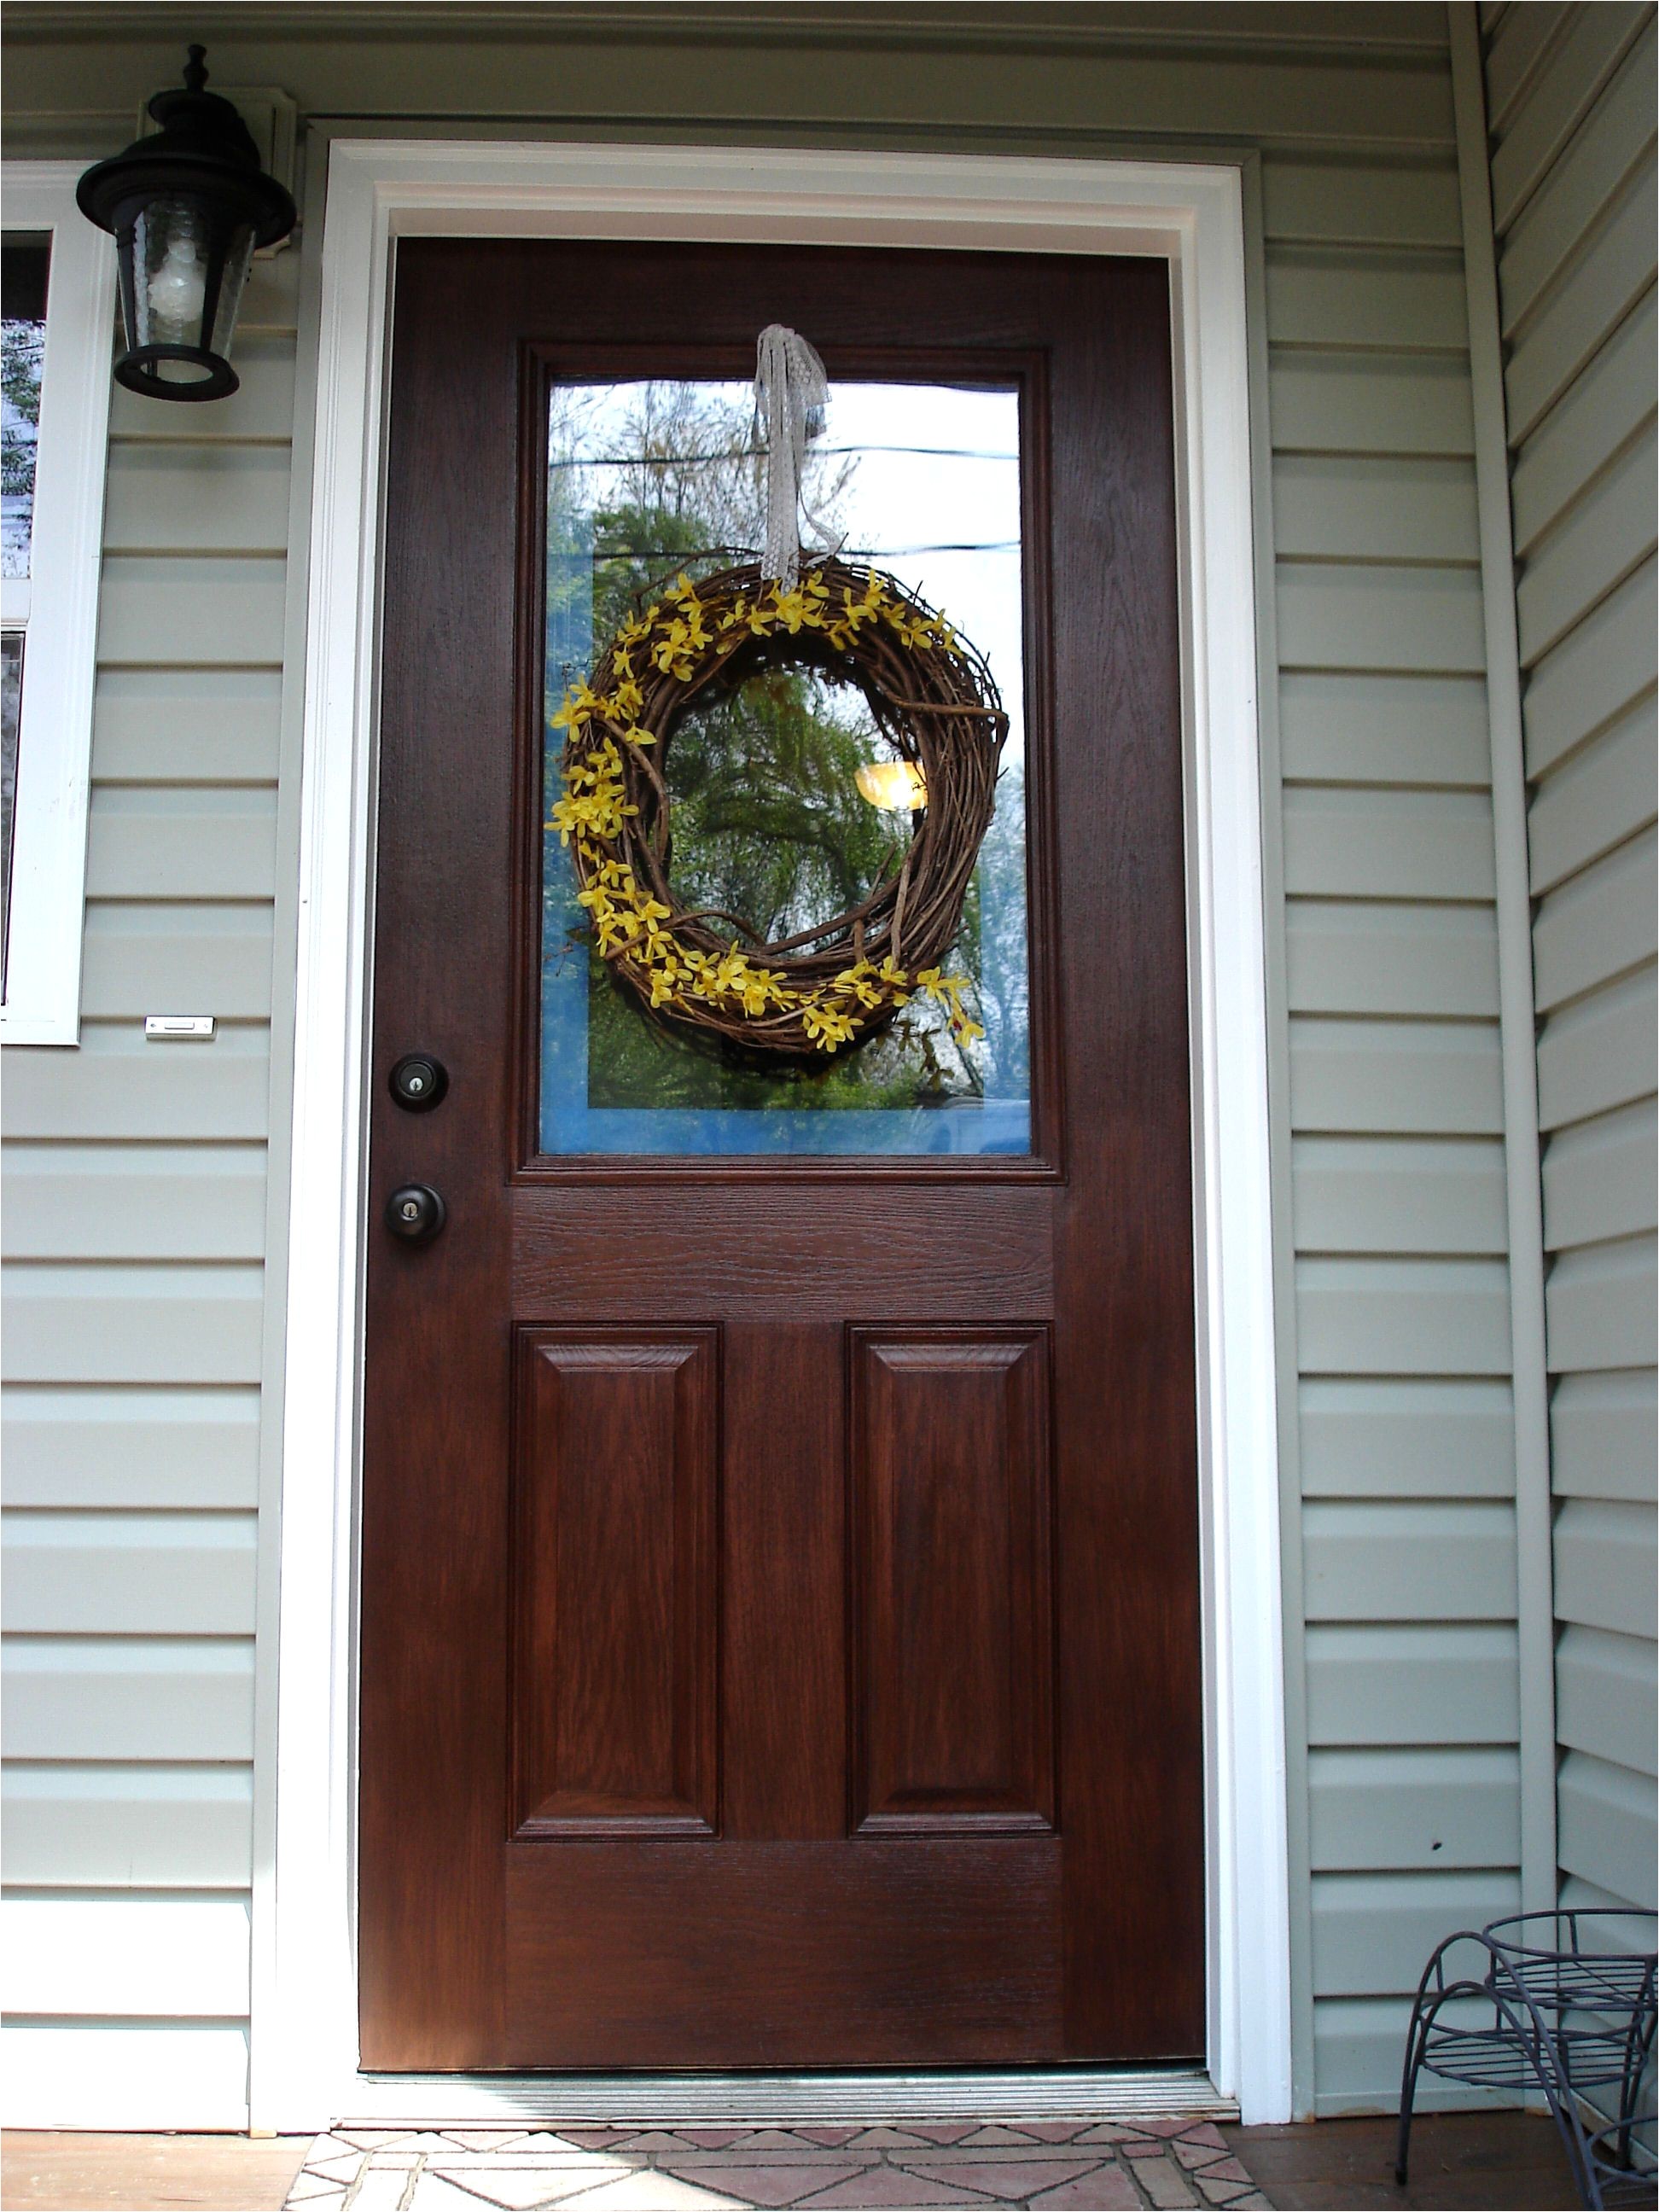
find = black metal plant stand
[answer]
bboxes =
[1396,1911,1657,2209]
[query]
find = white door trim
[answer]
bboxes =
[264,137,1291,2130]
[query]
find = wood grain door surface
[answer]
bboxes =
[361,240,1202,2069]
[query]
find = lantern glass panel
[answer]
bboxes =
[128,194,254,388]
[132,196,208,345]
[209,224,255,358]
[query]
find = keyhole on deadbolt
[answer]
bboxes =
[389,1052,448,1111]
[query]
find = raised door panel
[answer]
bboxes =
[511,1330,718,1836]
[504,1836,1062,2064]
[850,1330,1054,1834]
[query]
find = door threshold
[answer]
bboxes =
[344,2067,1236,2124]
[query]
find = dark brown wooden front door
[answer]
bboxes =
[360,239,1202,2070]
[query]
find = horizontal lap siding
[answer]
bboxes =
[1482,0,1659,1927]
[0,3,1515,2124]
[0,247,296,2126]
[1261,35,1530,2115]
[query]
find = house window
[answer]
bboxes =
[0,165,115,1045]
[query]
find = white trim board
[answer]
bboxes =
[0,163,114,1046]
[1447,0,1557,1929]
[265,138,1291,2132]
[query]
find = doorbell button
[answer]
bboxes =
[389,1052,448,1111]
[385,1184,447,1243]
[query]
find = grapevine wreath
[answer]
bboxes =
[548,552,1010,1059]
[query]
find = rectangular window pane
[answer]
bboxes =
[539,377,1031,1158]
[2,237,49,581]
[2,627,21,998]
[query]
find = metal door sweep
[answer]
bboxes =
[345,2067,1236,2125]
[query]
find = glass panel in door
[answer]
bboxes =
[538,376,1033,1157]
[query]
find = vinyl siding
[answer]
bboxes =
[0,0,1562,2122]
[0,240,295,2128]
[1481,0,1659,1926]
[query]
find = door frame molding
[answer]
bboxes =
[263,136,1291,2129]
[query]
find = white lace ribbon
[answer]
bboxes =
[754,323,834,587]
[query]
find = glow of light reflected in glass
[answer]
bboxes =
[147,232,207,335]
[854,759,927,812]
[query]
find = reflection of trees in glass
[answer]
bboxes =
[667,662,890,944]
[1,316,45,579]
[546,380,1013,1116]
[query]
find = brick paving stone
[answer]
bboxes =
[434,2152,629,2172]
[416,2180,542,2212]
[1169,2141,1225,2171]
[1121,2156,1195,2209]
[1184,2161,1248,2186]
[673,2132,758,2151]
[790,2131,869,2149]
[564,2175,742,2212]
[286,2180,347,2205]
[302,2153,368,2184]
[841,2131,931,2151]
[620,2133,725,2156]
[365,2135,469,2160]
[919,2161,1100,2200]
[1013,2128,1090,2145]
[898,2153,1094,2170]
[956,2129,1040,2147]
[427,2163,632,2209]
[1027,2170,1140,2210]
[661,2165,863,2208]
[1072,2129,1152,2146]
[793,2169,994,2208]
[662,2154,873,2172]
[893,2129,979,2147]
[1123,2122,1196,2142]
[1193,2180,1252,2209]
[442,2134,543,2152]
[350,2172,419,2212]
[1172,2128,1225,2154]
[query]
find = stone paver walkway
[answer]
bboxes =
[284,2121,1272,2212]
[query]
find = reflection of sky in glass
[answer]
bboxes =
[540,378,1031,1158]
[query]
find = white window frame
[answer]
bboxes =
[1,161,114,1046]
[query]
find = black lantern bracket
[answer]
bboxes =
[135,81,298,253]
[77,45,297,403]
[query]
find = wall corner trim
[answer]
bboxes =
[259,137,1292,2129]
[1447,1,1558,1918]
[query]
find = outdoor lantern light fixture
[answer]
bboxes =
[76,44,295,402]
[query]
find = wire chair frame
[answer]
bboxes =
[1396,1913,1657,2212]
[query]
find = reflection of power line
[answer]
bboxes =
[549,444,1017,467]
[569,544,1021,561]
